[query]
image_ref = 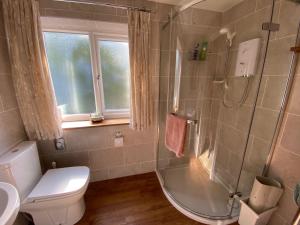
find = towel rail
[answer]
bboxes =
[170,113,198,125]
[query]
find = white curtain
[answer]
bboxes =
[128,9,154,131]
[2,0,62,140]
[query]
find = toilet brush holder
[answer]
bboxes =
[239,198,278,225]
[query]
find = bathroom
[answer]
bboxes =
[0,0,299,224]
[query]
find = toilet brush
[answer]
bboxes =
[292,183,300,225]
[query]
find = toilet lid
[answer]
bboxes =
[26,166,90,202]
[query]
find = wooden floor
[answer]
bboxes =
[76,172,239,225]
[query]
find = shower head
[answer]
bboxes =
[219,28,236,47]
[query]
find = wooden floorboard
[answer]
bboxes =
[76,172,239,225]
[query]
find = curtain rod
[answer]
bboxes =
[53,0,153,13]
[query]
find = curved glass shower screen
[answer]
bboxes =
[156,0,278,222]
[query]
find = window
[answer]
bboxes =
[43,31,130,121]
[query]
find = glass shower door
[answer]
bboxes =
[156,0,278,221]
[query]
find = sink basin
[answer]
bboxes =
[0,182,20,225]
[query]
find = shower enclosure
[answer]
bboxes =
[156,0,299,224]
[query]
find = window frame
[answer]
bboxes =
[93,34,130,119]
[43,28,130,122]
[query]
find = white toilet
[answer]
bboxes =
[0,141,90,225]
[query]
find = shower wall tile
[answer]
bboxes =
[176,8,193,24]
[247,137,270,169]
[264,36,296,75]
[280,114,300,155]
[276,0,300,38]
[234,5,272,45]
[256,0,277,10]
[251,108,279,141]
[191,8,221,27]
[261,76,288,110]
[235,105,253,132]
[222,0,256,25]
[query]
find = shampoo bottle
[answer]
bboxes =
[199,41,208,61]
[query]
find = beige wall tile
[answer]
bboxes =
[272,187,298,224]
[108,163,141,179]
[140,160,155,173]
[287,76,300,114]
[280,114,300,155]
[0,110,26,155]
[261,76,288,110]
[264,37,296,76]
[124,143,155,164]
[41,151,89,169]
[256,0,277,11]
[89,148,124,170]
[268,147,300,190]
[251,108,279,141]
[192,8,221,27]
[90,169,109,182]
[234,5,272,45]
[222,0,256,25]
[277,0,300,38]
[0,74,18,111]
[268,213,287,225]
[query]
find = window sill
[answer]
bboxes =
[62,118,130,130]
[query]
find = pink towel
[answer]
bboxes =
[165,113,187,158]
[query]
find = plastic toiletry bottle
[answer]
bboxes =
[199,41,208,61]
[192,43,200,60]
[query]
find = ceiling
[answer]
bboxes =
[153,0,244,12]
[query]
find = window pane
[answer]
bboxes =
[44,32,96,115]
[98,40,130,111]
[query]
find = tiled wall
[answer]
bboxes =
[267,2,300,225]
[0,3,26,156]
[37,0,170,181]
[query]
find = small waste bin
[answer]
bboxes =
[249,176,283,213]
[238,176,283,225]
[239,198,278,225]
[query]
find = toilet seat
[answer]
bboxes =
[25,166,89,203]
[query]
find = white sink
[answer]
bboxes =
[0,182,20,225]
